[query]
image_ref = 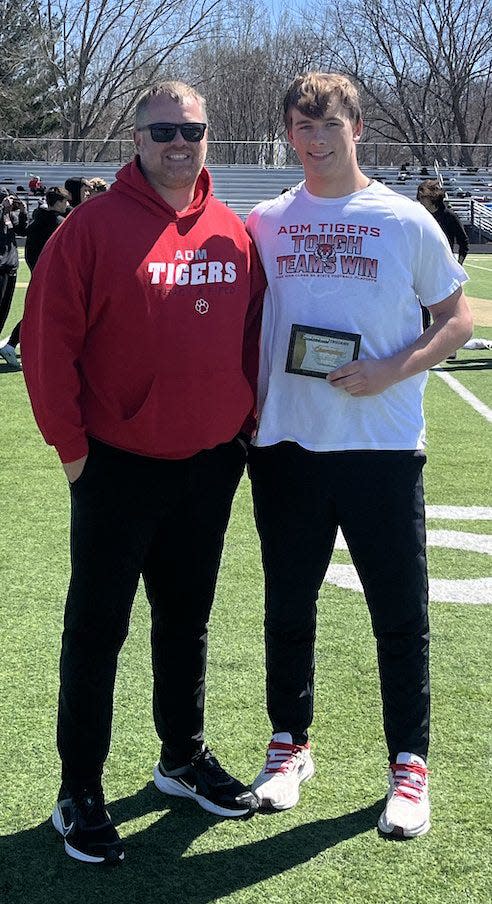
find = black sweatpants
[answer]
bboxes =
[8,319,21,348]
[249,443,430,762]
[0,269,17,335]
[58,436,246,790]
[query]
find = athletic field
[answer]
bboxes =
[0,257,490,903]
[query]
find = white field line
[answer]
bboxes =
[324,563,492,605]
[426,505,492,520]
[432,369,492,424]
[330,524,492,604]
[334,529,492,553]
[464,262,492,273]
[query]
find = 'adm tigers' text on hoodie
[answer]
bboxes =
[22,159,265,462]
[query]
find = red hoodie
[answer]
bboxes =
[22,160,265,462]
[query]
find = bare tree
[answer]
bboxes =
[187,0,333,164]
[35,0,224,160]
[3,0,492,165]
[302,0,492,166]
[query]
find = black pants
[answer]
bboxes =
[8,319,21,348]
[249,443,430,762]
[0,269,17,335]
[58,436,246,790]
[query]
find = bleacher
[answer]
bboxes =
[1,160,491,238]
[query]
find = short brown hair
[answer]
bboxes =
[416,180,445,206]
[283,72,362,130]
[135,81,207,127]
[46,186,70,207]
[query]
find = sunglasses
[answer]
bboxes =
[137,122,207,143]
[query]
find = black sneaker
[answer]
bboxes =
[153,747,259,817]
[52,785,124,864]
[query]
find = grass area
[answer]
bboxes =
[464,254,492,301]
[0,273,491,904]
[440,324,492,408]
[331,544,490,579]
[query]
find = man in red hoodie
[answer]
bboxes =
[22,81,264,865]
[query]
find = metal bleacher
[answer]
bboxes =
[0,161,305,214]
[1,160,491,238]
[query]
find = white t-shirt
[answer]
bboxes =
[246,180,467,451]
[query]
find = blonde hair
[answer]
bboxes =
[88,177,109,193]
[135,81,207,127]
[283,72,362,130]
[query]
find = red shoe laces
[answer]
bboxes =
[390,761,428,803]
[265,741,306,775]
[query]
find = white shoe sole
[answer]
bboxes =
[153,764,253,818]
[52,804,124,863]
[253,758,315,810]
[378,810,431,838]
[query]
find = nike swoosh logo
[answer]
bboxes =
[181,781,198,794]
[62,818,74,834]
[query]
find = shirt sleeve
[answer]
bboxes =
[409,205,469,308]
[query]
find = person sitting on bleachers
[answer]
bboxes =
[28,175,46,196]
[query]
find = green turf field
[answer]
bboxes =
[0,266,491,904]
[464,254,492,301]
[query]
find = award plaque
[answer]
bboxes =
[286,324,361,379]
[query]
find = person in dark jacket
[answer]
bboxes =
[0,187,28,368]
[0,186,69,366]
[416,180,470,352]
[417,180,469,264]
[25,186,70,270]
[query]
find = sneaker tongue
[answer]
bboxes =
[396,752,426,767]
[272,732,294,744]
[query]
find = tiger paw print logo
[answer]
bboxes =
[195,298,209,314]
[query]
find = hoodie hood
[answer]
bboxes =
[111,156,213,221]
[31,206,65,225]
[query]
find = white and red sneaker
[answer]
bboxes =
[378,752,430,838]
[251,732,315,810]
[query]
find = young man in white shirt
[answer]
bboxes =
[246,72,472,838]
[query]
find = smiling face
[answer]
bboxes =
[288,103,364,197]
[133,93,207,206]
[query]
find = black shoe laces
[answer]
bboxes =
[72,789,109,827]
[193,748,235,786]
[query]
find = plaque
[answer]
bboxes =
[285,324,361,379]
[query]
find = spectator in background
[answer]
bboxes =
[416,180,470,351]
[28,175,46,196]
[88,177,109,194]
[25,186,70,270]
[0,188,27,368]
[0,187,70,365]
[416,180,469,264]
[64,177,91,208]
